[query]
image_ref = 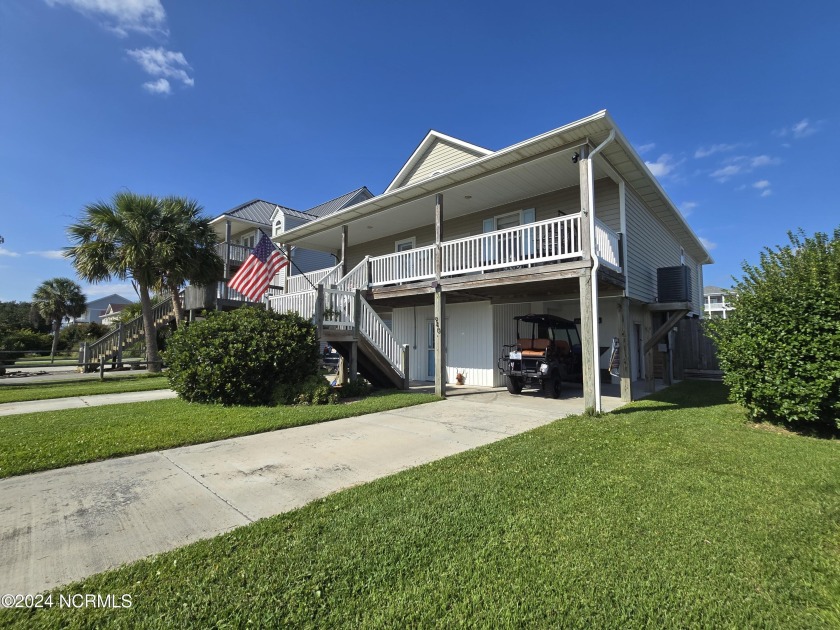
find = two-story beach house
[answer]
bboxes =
[266,110,712,411]
[704,286,735,319]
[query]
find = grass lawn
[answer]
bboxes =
[0,391,438,477]
[3,381,837,628]
[0,373,170,404]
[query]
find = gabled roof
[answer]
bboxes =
[306,187,374,218]
[385,131,493,193]
[211,199,309,226]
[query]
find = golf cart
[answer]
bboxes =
[497,314,582,398]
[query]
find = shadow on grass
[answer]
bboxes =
[610,380,731,414]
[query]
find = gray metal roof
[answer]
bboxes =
[217,199,309,225]
[305,187,374,218]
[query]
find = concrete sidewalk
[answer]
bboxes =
[0,389,177,416]
[0,387,626,595]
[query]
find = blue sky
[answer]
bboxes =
[1,0,838,302]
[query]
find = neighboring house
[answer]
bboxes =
[100,303,130,327]
[191,189,374,312]
[270,110,714,410]
[704,286,735,319]
[75,294,133,325]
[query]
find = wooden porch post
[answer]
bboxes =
[223,219,232,299]
[643,308,655,392]
[577,145,597,410]
[434,193,446,398]
[341,225,348,276]
[617,298,632,402]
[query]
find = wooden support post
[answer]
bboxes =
[341,225,348,276]
[223,220,232,300]
[353,289,362,340]
[617,298,632,402]
[579,274,596,409]
[401,344,410,390]
[643,308,654,392]
[434,193,446,398]
[365,256,372,288]
[99,357,105,381]
[117,323,124,369]
[350,341,358,383]
[315,284,325,339]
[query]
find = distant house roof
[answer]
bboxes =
[305,187,375,219]
[85,294,133,309]
[104,303,129,314]
[212,199,309,226]
[703,286,732,295]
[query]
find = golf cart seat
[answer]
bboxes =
[518,338,551,357]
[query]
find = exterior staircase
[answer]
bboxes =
[79,294,178,372]
[269,264,409,389]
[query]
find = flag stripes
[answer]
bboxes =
[227,232,288,301]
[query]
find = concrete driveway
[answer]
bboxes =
[0,386,627,595]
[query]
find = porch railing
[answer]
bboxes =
[285,264,341,294]
[337,257,370,292]
[268,290,316,319]
[441,214,582,276]
[214,242,251,265]
[594,218,622,273]
[370,246,435,286]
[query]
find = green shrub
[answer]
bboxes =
[288,374,339,406]
[338,377,373,399]
[707,227,840,429]
[164,307,320,406]
[0,330,53,362]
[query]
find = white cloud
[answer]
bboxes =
[0,247,21,257]
[694,143,738,159]
[636,142,656,155]
[699,237,717,251]
[679,201,698,217]
[128,47,194,88]
[710,155,780,182]
[44,0,167,37]
[760,189,772,198]
[27,250,66,259]
[645,154,680,178]
[752,180,770,190]
[142,77,171,94]
[775,118,820,139]
[749,155,780,168]
[710,164,742,182]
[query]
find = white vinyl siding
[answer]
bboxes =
[624,187,686,304]
[492,302,533,386]
[399,140,487,188]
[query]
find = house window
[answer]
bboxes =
[241,234,255,249]
[273,218,284,237]
[395,237,416,252]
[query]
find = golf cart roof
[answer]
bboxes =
[514,314,577,328]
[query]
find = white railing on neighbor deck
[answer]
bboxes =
[594,218,622,272]
[336,257,370,292]
[440,214,582,277]
[214,242,251,265]
[318,263,344,288]
[370,246,435,286]
[217,282,282,302]
[269,290,317,319]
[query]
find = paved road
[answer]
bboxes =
[0,386,626,595]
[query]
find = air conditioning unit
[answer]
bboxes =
[657,266,692,302]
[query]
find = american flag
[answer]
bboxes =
[227,232,289,301]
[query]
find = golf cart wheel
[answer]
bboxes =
[543,372,562,399]
[506,375,523,395]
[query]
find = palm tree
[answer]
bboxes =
[66,192,169,372]
[31,278,86,363]
[156,196,223,327]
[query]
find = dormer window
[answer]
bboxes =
[273,217,284,237]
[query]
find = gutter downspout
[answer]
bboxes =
[587,129,615,413]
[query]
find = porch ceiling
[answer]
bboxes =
[287,147,599,251]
